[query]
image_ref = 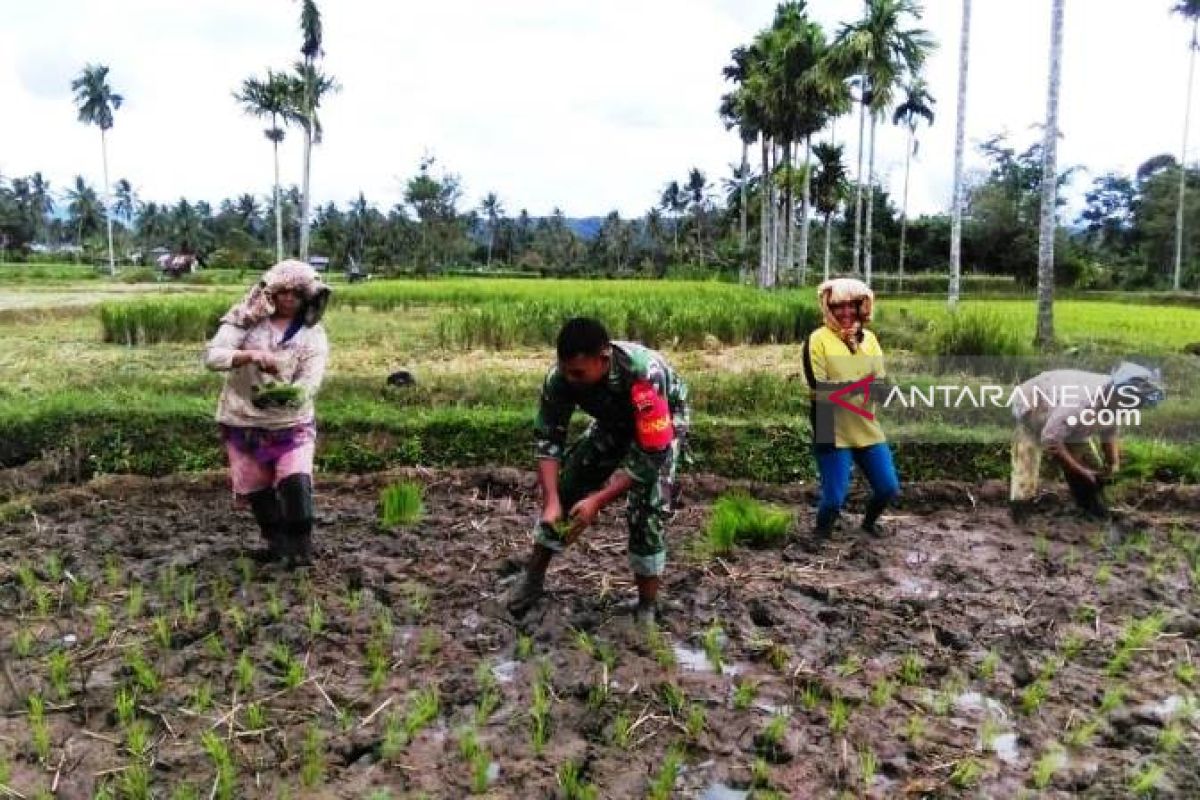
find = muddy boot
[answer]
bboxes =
[507,544,553,618]
[278,474,315,568]
[248,488,286,562]
[634,575,661,626]
[1065,472,1110,521]
[1009,499,1034,525]
[812,507,839,542]
[861,496,891,537]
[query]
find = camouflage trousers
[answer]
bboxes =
[535,425,680,577]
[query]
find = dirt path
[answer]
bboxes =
[0,469,1197,798]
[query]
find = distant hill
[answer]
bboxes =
[562,217,605,240]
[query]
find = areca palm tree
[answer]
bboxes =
[1173,0,1200,290]
[29,173,54,242]
[480,192,504,267]
[892,77,935,286]
[834,0,933,284]
[721,43,767,283]
[949,0,972,305]
[289,63,340,261]
[71,64,123,273]
[66,176,102,246]
[1036,0,1066,349]
[812,142,849,281]
[659,180,686,261]
[235,70,293,261]
[113,179,135,226]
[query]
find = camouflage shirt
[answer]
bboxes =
[534,341,690,484]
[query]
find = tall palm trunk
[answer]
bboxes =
[1175,16,1198,291]
[759,134,771,288]
[1036,0,1065,349]
[785,140,795,284]
[487,223,494,267]
[799,136,813,286]
[851,85,867,274]
[863,114,878,287]
[272,136,284,261]
[823,212,834,281]
[950,0,972,306]
[770,144,780,288]
[101,128,116,274]
[300,125,313,261]
[898,125,914,289]
[739,138,749,269]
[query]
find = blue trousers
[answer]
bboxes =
[814,443,900,529]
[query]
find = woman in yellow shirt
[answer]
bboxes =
[801,278,899,539]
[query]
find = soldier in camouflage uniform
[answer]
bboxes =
[507,318,690,625]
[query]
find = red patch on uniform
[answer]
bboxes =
[631,380,673,451]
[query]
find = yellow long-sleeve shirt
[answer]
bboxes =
[802,326,887,448]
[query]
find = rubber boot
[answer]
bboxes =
[507,544,553,618]
[278,474,315,568]
[1064,472,1110,520]
[247,488,286,562]
[634,575,661,627]
[861,494,891,536]
[813,507,840,541]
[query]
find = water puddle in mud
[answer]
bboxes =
[673,644,743,676]
[700,783,749,800]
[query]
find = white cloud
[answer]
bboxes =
[0,0,1194,224]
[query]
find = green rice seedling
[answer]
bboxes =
[1075,604,1099,624]
[204,633,227,660]
[870,678,897,709]
[1096,563,1113,586]
[573,629,597,659]
[733,679,758,711]
[225,607,249,641]
[1060,633,1086,662]
[704,492,793,553]
[366,637,390,693]
[100,296,228,345]
[835,654,863,678]
[418,628,442,662]
[33,586,52,618]
[200,731,236,800]
[374,606,394,638]
[759,713,787,752]
[950,757,984,789]
[70,577,90,606]
[380,712,405,761]
[595,641,617,672]
[125,648,161,694]
[979,716,1001,751]
[1158,721,1185,754]
[157,565,177,599]
[119,764,151,800]
[515,633,534,661]
[751,757,771,789]
[530,673,551,755]
[343,586,364,614]
[898,651,923,686]
[104,554,121,588]
[364,791,393,800]
[1032,746,1065,789]
[1034,534,1050,560]
[152,615,172,649]
[829,695,850,735]
[124,718,153,761]
[702,621,724,675]
[404,686,441,742]
[611,710,633,748]
[469,747,491,794]
[307,601,324,637]
[1175,661,1197,686]
[645,624,677,669]
[1020,681,1048,715]
[16,563,38,598]
[686,703,707,739]
[1130,762,1164,797]
[235,651,255,694]
[178,574,197,623]
[765,641,790,672]
[14,627,34,658]
[557,760,599,800]
[300,725,325,788]
[126,582,144,618]
[169,783,199,800]
[266,585,284,622]
[402,581,431,618]
[380,482,425,527]
[799,681,822,711]
[587,674,609,710]
[859,746,878,789]
[43,553,62,582]
[458,725,482,760]
[1100,684,1127,714]
[1066,716,1100,749]
[646,746,683,800]
[115,687,137,728]
[190,681,213,713]
[660,682,687,717]
[236,555,253,586]
[931,688,955,717]
[92,605,113,641]
[27,694,50,763]
[904,713,925,745]
[47,650,71,700]
[252,382,305,408]
[1038,656,1064,683]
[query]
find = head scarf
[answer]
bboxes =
[1110,362,1166,408]
[221,259,332,329]
[817,277,874,353]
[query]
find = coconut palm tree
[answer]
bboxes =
[892,77,935,287]
[812,142,849,281]
[1036,0,1066,349]
[71,64,123,274]
[66,176,102,246]
[834,0,933,285]
[480,192,504,267]
[1173,1,1200,290]
[113,179,135,226]
[29,173,54,242]
[949,0,972,306]
[659,180,686,261]
[235,70,293,261]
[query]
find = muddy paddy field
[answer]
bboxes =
[0,468,1198,799]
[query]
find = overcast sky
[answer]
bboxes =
[0,0,1193,220]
